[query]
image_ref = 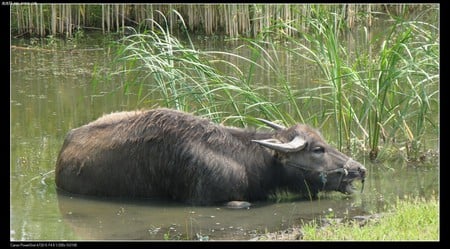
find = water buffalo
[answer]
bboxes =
[55,108,366,206]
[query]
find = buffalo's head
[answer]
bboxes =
[252,119,366,197]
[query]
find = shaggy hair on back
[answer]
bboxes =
[55,108,365,205]
[56,109,286,204]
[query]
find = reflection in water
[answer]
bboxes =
[56,190,365,240]
[55,160,438,240]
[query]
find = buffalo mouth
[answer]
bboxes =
[337,173,365,194]
[338,179,358,194]
[323,165,366,194]
[316,171,365,195]
[335,159,367,194]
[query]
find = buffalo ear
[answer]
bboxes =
[252,136,306,153]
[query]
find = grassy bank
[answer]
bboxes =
[300,196,439,240]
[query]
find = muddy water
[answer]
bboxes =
[55,191,361,240]
[10,34,438,241]
[54,159,437,241]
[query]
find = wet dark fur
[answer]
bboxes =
[55,108,355,205]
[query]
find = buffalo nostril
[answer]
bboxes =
[358,166,367,177]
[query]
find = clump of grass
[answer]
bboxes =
[113,10,225,120]
[111,10,299,127]
[283,6,354,151]
[361,18,438,161]
[278,5,439,160]
[107,8,438,161]
[301,195,439,240]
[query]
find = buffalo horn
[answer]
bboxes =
[252,136,306,152]
[256,118,286,130]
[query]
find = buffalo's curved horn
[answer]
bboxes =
[252,136,306,152]
[256,118,286,130]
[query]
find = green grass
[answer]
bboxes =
[280,5,439,160]
[111,10,298,127]
[105,8,438,161]
[301,196,439,240]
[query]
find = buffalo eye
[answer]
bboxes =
[312,146,325,154]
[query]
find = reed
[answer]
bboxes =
[274,5,365,152]
[359,17,438,161]
[110,9,311,127]
[113,10,256,124]
[14,4,437,160]
[107,6,438,160]
[11,4,420,38]
[273,6,439,160]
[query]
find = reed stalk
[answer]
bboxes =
[11,4,419,38]
[255,5,438,160]
[11,4,438,161]
[110,9,301,126]
[280,5,352,151]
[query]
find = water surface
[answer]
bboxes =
[10,32,438,241]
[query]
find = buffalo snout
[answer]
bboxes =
[345,158,366,180]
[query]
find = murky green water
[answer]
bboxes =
[10,32,438,241]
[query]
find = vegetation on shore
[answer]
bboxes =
[253,195,438,241]
[299,195,439,241]
[11,4,431,38]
